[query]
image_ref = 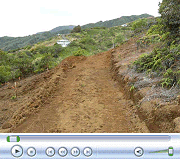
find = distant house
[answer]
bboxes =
[121,24,128,27]
[57,40,70,47]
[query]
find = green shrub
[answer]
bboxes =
[0,65,12,83]
[132,18,148,33]
[161,78,174,88]
[71,25,81,33]
[73,48,87,56]
[115,33,124,44]
[134,41,179,88]
[159,0,180,38]
[80,37,96,45]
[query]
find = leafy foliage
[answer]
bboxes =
[134,43,180,87]
[133,1,180,88]
[158,0,180,39]
[131,18,148,33]
[0,65,12,83]
[73,48,88,56]
[71,25,81,33]
[49,25,75,33]
[82,14,153,29]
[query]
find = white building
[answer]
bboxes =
[121,24,128,27]
[57,40,70,47]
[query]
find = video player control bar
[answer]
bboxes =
[0,134,180,159]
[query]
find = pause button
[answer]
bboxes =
[71,147,80,157]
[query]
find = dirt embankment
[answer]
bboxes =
[111,38,180,133]
[0,37,179,133]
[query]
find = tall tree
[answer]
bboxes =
[71,25,81,33]
[159,0,180,39]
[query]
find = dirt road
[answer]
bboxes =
[1,49,148,133]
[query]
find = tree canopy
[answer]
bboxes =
[71,25,81,33]
[159,0,180,39]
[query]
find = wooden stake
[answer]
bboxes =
[14,82,17,98]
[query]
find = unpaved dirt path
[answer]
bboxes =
[9,51,146,133]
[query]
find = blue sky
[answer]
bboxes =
[0,0,162,37]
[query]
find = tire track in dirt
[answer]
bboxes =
[10,51,146,133]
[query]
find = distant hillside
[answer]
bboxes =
[50,25,75,33]
[82,14,154,29]
[0,32,56,51]
[0,26,75,51]
[0,14,153,51]
[37,25,75,34]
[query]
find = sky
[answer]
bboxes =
[0,0,162,37]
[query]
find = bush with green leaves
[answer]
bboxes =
[115,33,125,44]
[32,53,56,73]
[73,48,88,56]
[80,37,96,45]
[134,43,180,87]
[71,25,81,33]
[147,18,164,36]
[159,0,180,39]
[13,51,34,75]
[133,0,180,88]
[0,65,12,83]
[132,18,148,33]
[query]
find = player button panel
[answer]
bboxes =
[11,145,23,158]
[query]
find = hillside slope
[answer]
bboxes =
[0,14,152,51]
[82,14,153,29]
[0,25,74,51]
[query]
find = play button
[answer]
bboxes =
[11,145,23,157]
[134,147,144,157]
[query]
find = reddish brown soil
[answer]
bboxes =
[0,48,148,133]
[1,37,178,133]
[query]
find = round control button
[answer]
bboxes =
[27,147,36,157]
[46,147,55,157]
[59,147,68,157]
[71,147,80,157]
[134,147,144,157]
[11,145,23,158]
[84,147,92,157]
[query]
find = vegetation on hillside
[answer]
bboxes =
[0,14,152,52]
[49,25,75,33]
[71,25,81,33]
[0,26,75,51]
[82,14,153,29]
[1,7,178,89]
[0,24,132,84]
[133,0,180,88]
[0,32,58,51]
